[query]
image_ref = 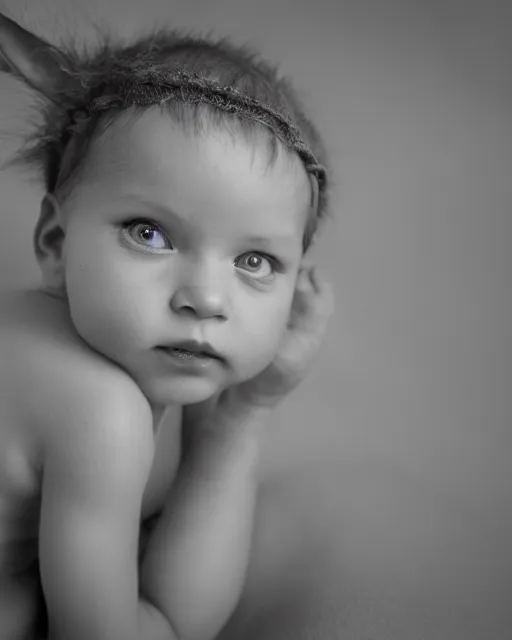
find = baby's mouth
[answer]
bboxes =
[166,347,211,360]
[155,344,226,366]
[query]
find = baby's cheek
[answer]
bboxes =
[66,246,151,337]
[233,308,290,381]
[66,271,139,360]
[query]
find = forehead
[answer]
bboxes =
[72,108,312,240]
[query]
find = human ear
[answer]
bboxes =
[0,13,71,98]
[34,194,67,293]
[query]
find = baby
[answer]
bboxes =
[0,13,334,640]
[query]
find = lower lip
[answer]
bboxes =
[156,347,220,371]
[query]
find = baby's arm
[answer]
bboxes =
[39,375,176,640]
[140,265,334,640]
[140,406,268,640]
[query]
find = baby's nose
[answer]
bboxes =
[169,261,229,320]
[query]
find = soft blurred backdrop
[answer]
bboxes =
[0,1,510,638]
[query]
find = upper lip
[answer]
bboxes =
[159,340,225,361]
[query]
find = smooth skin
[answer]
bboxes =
[0,108,333,640]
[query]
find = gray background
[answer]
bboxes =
[0,0,510,636]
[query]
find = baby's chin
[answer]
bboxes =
[139,375,225,408]
[137,360,272,409]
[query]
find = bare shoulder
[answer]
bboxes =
[0,288,154,466]
[0,289,157,639]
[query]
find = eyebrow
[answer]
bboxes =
[244,235,297,250]
[115,194,299,247]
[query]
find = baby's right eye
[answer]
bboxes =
[122,219,174,252]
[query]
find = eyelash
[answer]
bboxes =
[121,219,173,251]
[120,218,283,277]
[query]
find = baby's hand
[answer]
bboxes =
[183,265,334,435]
[231,264,335,410]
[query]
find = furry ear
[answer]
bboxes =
[0,13,70,98]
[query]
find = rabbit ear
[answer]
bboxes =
[0,13,71,97]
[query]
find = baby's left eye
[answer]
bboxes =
[234,253,275,278]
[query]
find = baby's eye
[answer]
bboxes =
[123,220,173,251]
[234,252,275,279]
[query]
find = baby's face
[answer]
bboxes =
[60,109,311,406]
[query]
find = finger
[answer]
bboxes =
[297,265,332,303]
[289,268,334,331]
[310,267,336,316]
[296,264,314,291]
[309,265,323,293]
[289,292,327,336]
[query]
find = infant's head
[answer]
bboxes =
[1,16,330,406]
